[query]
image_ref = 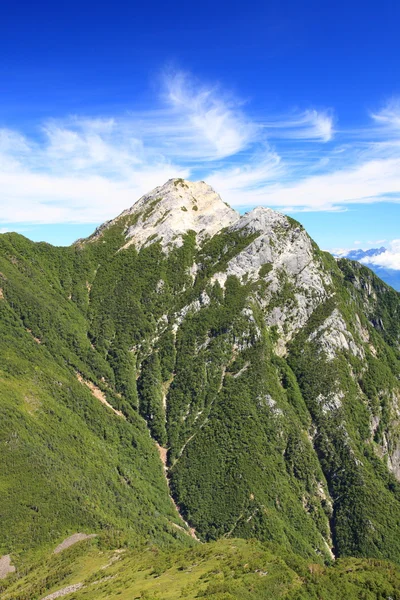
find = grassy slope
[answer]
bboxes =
[2,537,400,600]
[2,220,400,577]
[0,233,192,563]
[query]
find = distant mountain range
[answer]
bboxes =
[336,247,400,291]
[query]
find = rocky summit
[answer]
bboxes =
[1,179,400,599]
[91,178,239,250]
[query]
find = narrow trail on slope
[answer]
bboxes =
[156,443,199,541]
[53,533,97,554]
[76,373,125,418]
[41,583,84,600]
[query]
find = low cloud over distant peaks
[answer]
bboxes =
[360,240,400,271]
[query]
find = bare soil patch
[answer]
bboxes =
[53,533,97,554]
[41,583,83,599]
[76,374,125,418]
[0,555,15,579]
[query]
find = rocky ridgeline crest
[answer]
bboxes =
[92,178,308,255]
[96,178,239,250]
[90,178,370,354]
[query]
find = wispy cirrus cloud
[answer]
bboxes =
[371,100,400,129]
[162,71,258,159]
[262,108,334,142]
[209,98,400,211]
[0,71,400,225]
[223,157,400,210]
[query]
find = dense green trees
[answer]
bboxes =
[1,193,400,580]
[138,353,167,445]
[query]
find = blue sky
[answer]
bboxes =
[1,0,400,267]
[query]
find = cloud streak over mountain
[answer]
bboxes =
[1,70,400,224]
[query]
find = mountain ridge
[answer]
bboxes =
[86,178,239,251]
[1,178,400,596]
[335,246,400,291]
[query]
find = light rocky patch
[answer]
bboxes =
[101,549,125,570]
[316,390,344,414]
[53,533,97,554]
[381,390,400,482]
[41,583,84,599]
[106,179,238,252]
[162,375,174,410]
[308,309,364,361]
[76,373,125,418]
[0,555,15,579]
[354,313,370,343]
[172,290,211,333]
[211,207,331,350]
[231,362,250,379]
[258,394,284,417]
[388,445,400,482]
[24,393,41,414]
[213,207,328,287]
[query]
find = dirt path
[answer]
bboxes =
[156,443,199,541]
[41,583,83,599]
[53,533,97,554]
[26,328,41,344]
[0,555,15,579]
[161,374,174,409]
[76,374,125,418]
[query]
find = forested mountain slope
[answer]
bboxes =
[1,178,400,591]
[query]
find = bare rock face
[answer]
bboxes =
[90,181,382,369]
[214,207,329,289]
[308,308,365,361]
[212,206,332,350]
[114,179,239,251]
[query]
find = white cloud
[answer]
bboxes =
[371,100,400,129]
[263,109,334,142]
[1,73,400,225]
[207,157,400,211]
[360,240,400,271]
[307,110,334,142]
[162,71,258,158]
[0,166,189,224]
[207,150,283,203]
[330,247,353,257]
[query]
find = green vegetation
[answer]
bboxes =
[1,187,400,599]
[139,353,167,445]
[2,537,400,600]
[0,233,192,563]
[174,178,188,188]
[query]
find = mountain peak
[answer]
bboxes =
[116,178,239,251]
[232,205,290,235]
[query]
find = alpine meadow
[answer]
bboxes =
[0,178,399,599]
